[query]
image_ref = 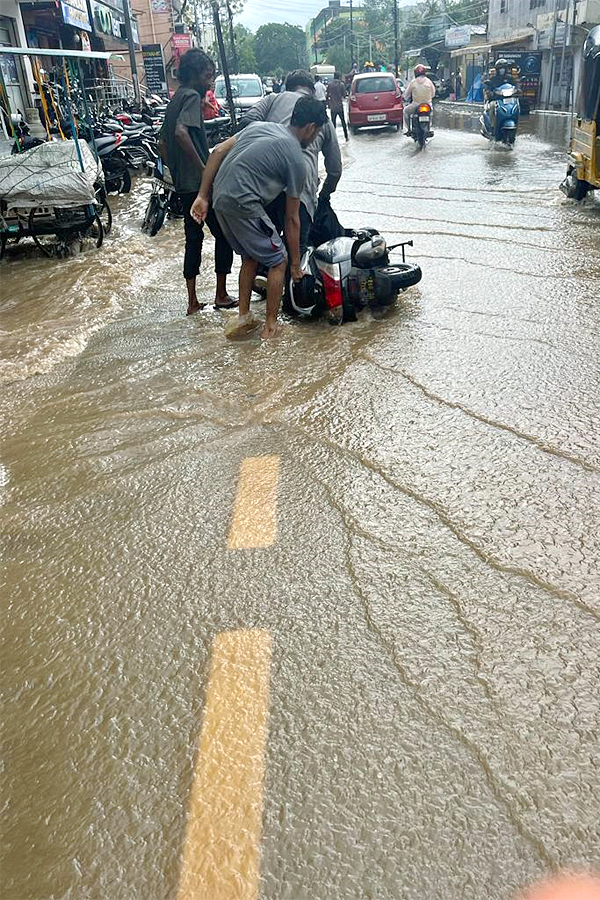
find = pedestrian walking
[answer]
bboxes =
[455,70,463,100]
[237,69,342,258]
[191,97,328,339]
[327,72,349,141]
[314,75,327,105]
[158,48,236,316]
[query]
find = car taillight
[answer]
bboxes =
[418,104,431,114]
[319,261,343,309]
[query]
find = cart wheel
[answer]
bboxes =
[84,214,105,250]
[28,208,55,258]
[97,199,112,236]
[95,187,113,235]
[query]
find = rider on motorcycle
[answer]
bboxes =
[403,65,436,137]
[483,59,519,132]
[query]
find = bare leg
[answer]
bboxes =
[238,258,258,317]
[214,272,237,307]
[262,259,286,340]
[186,276,205,316]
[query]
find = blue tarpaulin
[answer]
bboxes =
[467,73,484,102]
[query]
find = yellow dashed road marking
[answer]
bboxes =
[228,455,280,549]
[178,629,272,900]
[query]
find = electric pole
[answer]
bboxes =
[211,0,236,127]
[123,0,141,104]
[350,0,354,65]
[393,0,399,76]
[226,0,239,74]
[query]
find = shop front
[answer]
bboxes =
[0,5,32,121]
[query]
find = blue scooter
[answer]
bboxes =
[480,82,520,147]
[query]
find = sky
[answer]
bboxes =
[238,0,327,32]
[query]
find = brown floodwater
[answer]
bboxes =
[1,109,599,900]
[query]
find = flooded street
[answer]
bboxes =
[2,109,600,900]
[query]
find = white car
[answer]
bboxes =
[214,74,265,113]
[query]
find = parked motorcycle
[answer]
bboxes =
[480,83,520,146]
[288,227,422,325]
[141,157,182,236]
[204,114,232,149]
[410,103,434,149]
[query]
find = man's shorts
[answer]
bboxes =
[215,210,287,269]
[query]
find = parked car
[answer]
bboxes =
[214,74,265,114]
[349,72,404,133]
[264,77,274,94]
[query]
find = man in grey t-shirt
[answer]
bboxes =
[237,69,342,254]
[191,97,328,340]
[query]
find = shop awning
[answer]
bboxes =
[450,31,534,57]
[0,46,112,60]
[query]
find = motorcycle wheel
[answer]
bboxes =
[105,166,131,195]
[143,193,167,236]
[377,263,423,290]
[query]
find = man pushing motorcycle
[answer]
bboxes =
[190,97,328,340]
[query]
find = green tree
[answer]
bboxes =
[253,23,308,76]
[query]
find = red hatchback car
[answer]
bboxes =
[349,72,404,133]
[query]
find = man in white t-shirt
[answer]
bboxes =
[403,64,436,135]
[314,75,327,103]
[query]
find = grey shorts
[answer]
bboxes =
[215,210,287,269]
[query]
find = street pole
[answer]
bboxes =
[349,0,354,65]
[393,0,399,76]
[122,0,141,104]
[313,20,318,64]
[545,0,560,107]
[557,0,569,108]
[226,0,239,74]
[211,0,236,127]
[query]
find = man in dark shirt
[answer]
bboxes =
[159,48,236,315]
[326,73,348,141]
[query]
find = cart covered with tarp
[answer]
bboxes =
[0,139,101,210]
[0,140,109,257]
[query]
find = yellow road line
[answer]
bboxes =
[178,629,272,900]
[228,455,280,550]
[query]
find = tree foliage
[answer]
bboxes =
[254,23,308,76]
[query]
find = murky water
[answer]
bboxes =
[1,110,599,900]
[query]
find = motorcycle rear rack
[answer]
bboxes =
[386,239,413,263]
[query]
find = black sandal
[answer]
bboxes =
[214,298,239,310]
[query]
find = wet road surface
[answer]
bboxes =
[2,110,600,899]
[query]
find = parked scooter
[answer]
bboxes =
[409,103,433,149]
[480,83,520,146]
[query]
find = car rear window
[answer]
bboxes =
[355,77,396,94]
[215,77,262,98]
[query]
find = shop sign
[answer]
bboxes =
[536,12,566,48]
[445,25,471,48]
[91,0,128,41]
[171,32,191,66]
[142,43,167,94]
[61,0,92,32]
[151,0,170,13]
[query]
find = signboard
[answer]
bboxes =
[171,32,191,66]
[494,50,542,108]
[151,0,170,13]
[142,43,167,94]
[536,12,566,48]
[61,0,92,31]
[91,0,126,41]
[445,25,471,48]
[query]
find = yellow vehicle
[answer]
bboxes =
[561,24,600,200]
